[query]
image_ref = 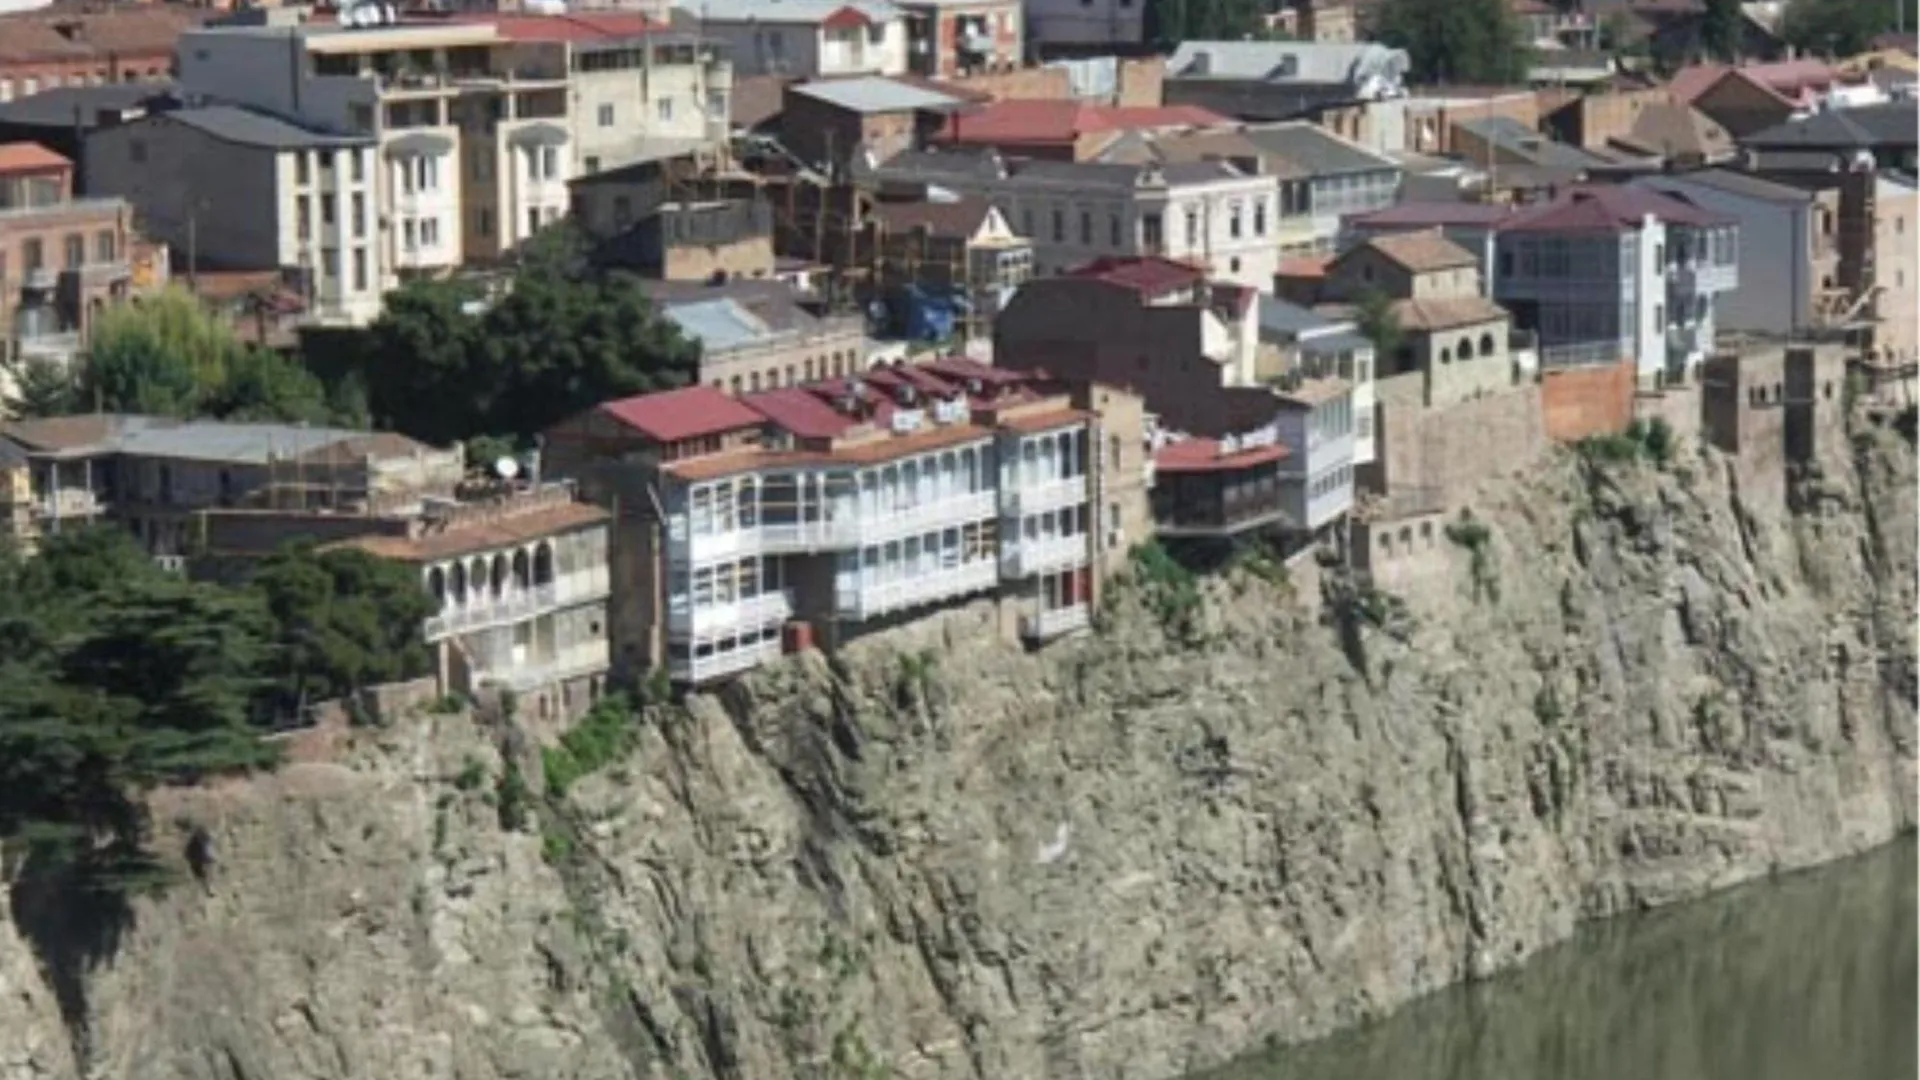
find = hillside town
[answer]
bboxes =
[0,0,1913,717]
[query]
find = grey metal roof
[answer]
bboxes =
[1457,115,1608,169]
[160,105,369,150]
[111,420,389,465]
[1741,101,1919,150]
[1301,330,1373,355]
[789,77,962,115]
[1238,121,1397,177]
[1647,168,1812,205]
[660,297,781,352]
[677,0,902,23]
[0,437,27,470]
[0,82,176,128]
[868,146,1249,192]
[1166,41,1409,86]
[1257,295,1340,338]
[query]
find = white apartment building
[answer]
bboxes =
[176,11,577,280]
[1493,186,1740,386]
[680,0,909,78]
[1023,0,1146,51]
[546,359,1104,685]
[861,148,1282,290]
[85,105,386,325]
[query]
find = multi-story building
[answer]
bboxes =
[932,99,1231,162]
[1021,0,1146,53]
[1739,99,1918,174]
[1631,169,1824,338]
[682,0,909,79]
[868,193,1032,339]
[568,151,779,281]
[1874,173,1918,369]
[326,481,614,721]
[0,7,199,105]
[860,146,1282,288]
[1148,425,1292,541]
[781,76,965,172]
[896,0,1022,79]
[0,143,151,375]
[648,277,870,394]
[1256,295,1376,466]
[1162,40,1410,123]
[1341,201,1521,284]
[176,10,577,280]
[86,105,384,325]
[450,13,733,176]
[1492,185,1740,386]
[545,361,1127,683]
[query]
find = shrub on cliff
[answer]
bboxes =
[541,694,642,797]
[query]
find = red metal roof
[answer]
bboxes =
[1154,438,1288,474]
[820,5,873,29]
[601,385,765,442]
[1497,184,1736,233]
[739,386,858,440]
[938,100,1228,146]
[1346,202,1520,229]
[1066,255,1208,296]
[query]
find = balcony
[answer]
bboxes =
[1668,261,1737,296]
[66,260,130,286]
[999,533,1090,578]
[486,642,610,693]
[1020,603,1090,643]
[835,558,998,621]
[858,490,999,546]
[422,569,610,641]
[670,636,784,685]
[22,267,56,291]
[1000,474,1088,518]
[669,491,999,565]
[35,488,101,519]
[1537,340,1624,369]
[667,589,793,641]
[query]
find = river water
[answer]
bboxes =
[1202,838,1917,1080]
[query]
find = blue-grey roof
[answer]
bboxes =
[160,105,369,150]
[1239,121,1398,177]
[0,82,175,128]
[1302,330,1373,355]
[1258,295,1339,338]
[789,76,962,115]
[112,420,389,465]
[661,297,781,352]
[1457,115,1607,169]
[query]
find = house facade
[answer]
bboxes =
[86,106,385,325]
[1631,169,1818,337]
[897,0,1022,79]
[1492,185,1740,386]
[781,76,964,171]
[862,147,1282,288]
[1162,40,1410,122]
[868,194,1033,339]
[1256,295,1376,467]
[545,364,1130,684]
[686,0,910,79]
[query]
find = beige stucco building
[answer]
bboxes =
[1874,174,1917,368]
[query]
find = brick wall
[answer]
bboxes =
[1540,360,1636,442]
[945,66,1071,101]
[1115,57,1165,107]
[660,234,776,282]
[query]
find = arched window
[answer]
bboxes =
[513,548,531,588]
[533,542,555,585]
[1440,347,1453,364]
[490,553,508,596]
[449,562,468,604]
[1479,332,1495,355]
[1458,336,1474,360]
[427,566,446,605]
[470,558,489,599]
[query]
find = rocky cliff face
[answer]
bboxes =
[2,417,1914,1080]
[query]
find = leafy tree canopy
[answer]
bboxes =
[1375,0,1531,85]
[249,543,436,713]
[36,287,356,426]
[1144,0,1269,47]
[1355,289,1405,362]
[330,223,702,447]
[1779,0,1903,57]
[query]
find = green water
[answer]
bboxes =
[1204,838,1917,1080]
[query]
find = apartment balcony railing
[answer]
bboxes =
[999,533,1090,579]
[1020,603,1091,643]
[1668,261,1737,296]
[1155,496,1290,538]
[667,589,794,641]
[857,490,999,546]
[22,267,56,291]
[670,491,1000,565]
[1537,340,1625,369]
[34,488,101,519]
[422,570,610,641]
[65,260,130,285]
[487,643,611,693]
[835,558,998,621]
[670,636,784,685]
[1000,474,1088,519]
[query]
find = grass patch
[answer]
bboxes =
[1577,417,1675,468]
[541,694,641,798]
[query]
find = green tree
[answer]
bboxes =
[1145,0,1269,52]
[1354,289,1404,363]
[76,286,348,426]
[248,543,435,714]
[339,222,700,445]
[4,355,79,417]
[1780,0,1899,56]
[1375,0,1530,85]
[1701,0,1747,59]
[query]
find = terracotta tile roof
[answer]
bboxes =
[0,7,205,63]
[739,385,860,440]
[1348,229,1477,273]
[1276,255,1332,277]
[867,194,995,239]
[1065,255,1208,296]
[1496,184,1735,233]
[1389,296,1510,332]
[1153,438,1287,474]
[600,385,765,443]
[1612,101,1734,160]
[939,100,1228,146]
[334,502,609,563]
[1669,63,1731,103]
[0,141,69,175]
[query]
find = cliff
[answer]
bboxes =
[1,414,1913,1080]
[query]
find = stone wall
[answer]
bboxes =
[1372,383,1548,505]
[1540,360,1636,442]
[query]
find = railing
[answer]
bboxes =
[670,636,783,684]
[1000,474,1089,518]
[1538,340,1625,369]
[667,589,793,640]
[1668,261,1737,295]
[1155,497,1290,537]
[1000,533,1090,578]
[670,491,1000,565]
[1020,604,1090,642]
[835,558,998,621]
[488,644,610,693]
[35,489,100,518]
[0,197,126,224]
[422,571,610,641]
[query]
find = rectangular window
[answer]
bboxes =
[598,103,615,127]
[294,152,308,185]
[1110,214,1121,247]
[352,247,367,291]
[1185,209,1198,248]
[1229,202,1243,239]
[478,207,494,236]
[402,218,417,251]
[321,246,339,281]
[63,233,83,269]
[22,237,41,270]
[1254,201,1267,236]
[321,193,336,227]
[1052,209,1064,242]
[657,98,673,122]
[297,198,312,241]
[351,150,364,182]
[352,192,366,237]
[94,230,115,262]
[1080,211,1092,245]
[421,218,439,247]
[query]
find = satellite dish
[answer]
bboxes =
[495,456,521,480]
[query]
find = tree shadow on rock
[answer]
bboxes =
[7,843,150,1054]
